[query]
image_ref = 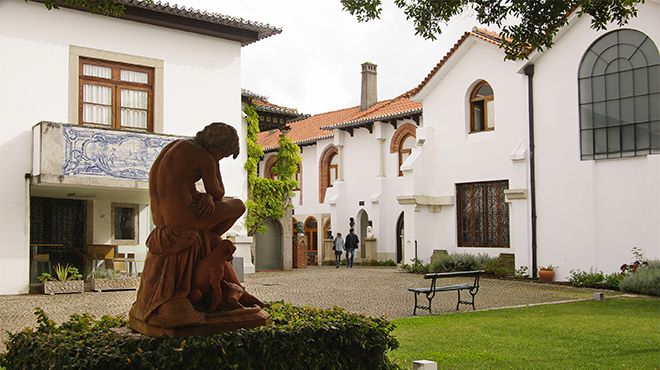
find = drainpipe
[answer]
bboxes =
[524,64,538,279]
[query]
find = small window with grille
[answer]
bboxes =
[456,180,509,248]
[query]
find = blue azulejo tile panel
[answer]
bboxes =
[62,125,177,181]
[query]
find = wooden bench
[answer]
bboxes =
[408,270,484,315]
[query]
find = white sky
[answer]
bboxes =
[173,0,481,115]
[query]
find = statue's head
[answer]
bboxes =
[195,122,239,160]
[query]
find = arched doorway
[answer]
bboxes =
[396,212,404,263]
[304,216,318,264]
[255,218,283,271]
[357,209,368,259]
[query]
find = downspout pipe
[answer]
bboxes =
[523,64,538,279]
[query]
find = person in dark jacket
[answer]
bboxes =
[344,229,359,268]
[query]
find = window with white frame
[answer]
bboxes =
[112,203,139,245]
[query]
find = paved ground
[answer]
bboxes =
[0,266,601,352]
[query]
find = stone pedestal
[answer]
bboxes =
[233,235,255,274]
[292,234,307,268]
[231,257,244,283]
[364,238,377,261]
[323,239,335,263]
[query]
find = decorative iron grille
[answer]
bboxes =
[456,181,510,248]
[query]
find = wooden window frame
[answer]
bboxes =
[327,153,338,188]
[469,81,494,133]
[398,133,415,177]
[456,181,509,248]
[79,57,154,132]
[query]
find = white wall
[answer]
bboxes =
[532,3,660,279]
[414,38,530,266]
[0,0,245,293]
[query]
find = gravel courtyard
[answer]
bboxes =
[0,266,600,351]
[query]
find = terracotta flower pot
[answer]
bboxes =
[538,269,555,282]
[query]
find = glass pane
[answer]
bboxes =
[605,60,619,74]
[329,153,338,166]
[593,58,608,77]
[581,130,594,156]
[633,68,649,95]
[649,65,659,94]
[475,83,493,97]
[579,78,592,103]
[639,37,659,65]
[472,101,484,131]
[579,51,598,78]
[121,89,147,109]
[486,100,495,128]
[592,75,605,102]
[601,46,618,66]
[592,32,618,55]
[618,45,637,62]
[120,70,148,84]
[83,104,111,125]
[580,105,593,128]
[114,207,135,240]
[82,84,111,104]
[630,49,647,69]
[121,108,147,129]
[593,102,606,127]
[622,124,635,152]
[634,96,649,122]
[651,121,660,152]
[636,123,650,150]
[619,70,634,98]
[606,100,620,126]
[594,128,607,154]
[605,72,619,99]
[619,29,645,48]
[82,64,111,79]
[402,135,415,150]
[621,97,634,123]
[650,93,660,121]
[607,126,620,153]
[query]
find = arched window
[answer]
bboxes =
[390,122,417,177]
[304,217,318,252]
[578,29,659,159]
[318,145,339,203]
[398,134,416,176]
[263,155,277,180]
[469,81,494,133]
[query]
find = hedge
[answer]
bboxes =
[1,302,399,370]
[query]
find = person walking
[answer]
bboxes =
[344,228,359,268]
[333,233,345,268]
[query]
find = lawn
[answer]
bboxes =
[389,297,660,369]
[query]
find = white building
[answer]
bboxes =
[257,63,422,267]
[406,3,659,280]
[0,0,279,294]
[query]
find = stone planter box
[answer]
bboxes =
[91,277,140,292]
[43,280,85,295]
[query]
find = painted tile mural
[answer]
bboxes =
[62,125,177,181]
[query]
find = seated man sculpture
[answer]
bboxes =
[129,122,268,336]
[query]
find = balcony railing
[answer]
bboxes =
[31,122,180,189]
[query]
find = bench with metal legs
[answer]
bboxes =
[408,270,484,315]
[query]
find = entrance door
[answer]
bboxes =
[396,212,404,263]
[255,218,283,271]
[304,217,318,264]
[29,197,86,283]
[358,210,368,258]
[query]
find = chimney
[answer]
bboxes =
[360,62,377,111]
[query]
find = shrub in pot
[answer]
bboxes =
[538,265,556,282]
[38,264,84,295]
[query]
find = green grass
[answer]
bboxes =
[390,297,660,369]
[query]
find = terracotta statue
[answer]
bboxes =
[129,122,269,337]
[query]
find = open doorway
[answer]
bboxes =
[396,212,404,263]
[357,210,368,259]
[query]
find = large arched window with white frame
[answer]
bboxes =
[578,29,659,159]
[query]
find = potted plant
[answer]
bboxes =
[538,265,556,282]
[90,268,140,292]
[38,264,84,295]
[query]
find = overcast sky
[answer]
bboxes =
[173,1,481,115]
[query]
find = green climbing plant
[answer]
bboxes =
[244,102,301,236]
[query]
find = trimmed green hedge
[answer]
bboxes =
[1,302,399,370]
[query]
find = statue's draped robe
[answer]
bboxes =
[131,226,212,323]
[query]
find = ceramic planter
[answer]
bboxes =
[43,280,85,295]
[91,276,140,292]
[538,269,555,282]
